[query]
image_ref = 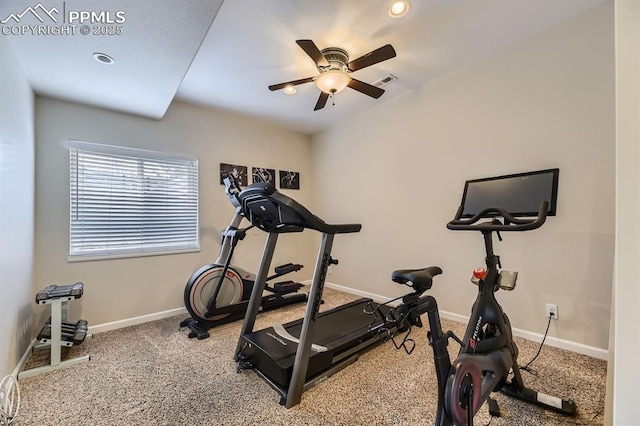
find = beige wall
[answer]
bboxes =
[312,4,614,351]
[5,0,617,379]
[33,98,315,327]
[0,36,35,377]
[611,0,640,423]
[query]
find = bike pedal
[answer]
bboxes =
[487,397,501,417]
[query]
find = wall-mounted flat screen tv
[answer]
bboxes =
[460,168,559,218]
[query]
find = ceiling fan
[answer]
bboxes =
[269,39,397,111]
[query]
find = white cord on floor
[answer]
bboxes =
[0,375,20,425]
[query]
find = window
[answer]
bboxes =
[69,141,199,260]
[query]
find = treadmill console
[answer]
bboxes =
[233,182,360,235]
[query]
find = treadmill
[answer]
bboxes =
[232,181,395,408]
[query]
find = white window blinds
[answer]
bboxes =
[69,141,199,259]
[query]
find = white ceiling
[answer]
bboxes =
[2,0,607,134]
[1,0,224,119]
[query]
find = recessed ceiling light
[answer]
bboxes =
[388,1,410,18]
[93,52,115,65]
[283,85,297,95]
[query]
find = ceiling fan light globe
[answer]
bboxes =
[315,70,351,94]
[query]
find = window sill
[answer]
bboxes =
[67,247,200,263]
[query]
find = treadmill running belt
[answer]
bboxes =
[240,298,392,389]
[285,299,388,349]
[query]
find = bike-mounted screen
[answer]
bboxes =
[460,168,559,218]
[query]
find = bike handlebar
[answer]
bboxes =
[446,201,549,232]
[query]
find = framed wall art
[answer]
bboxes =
[219,163,248,186]
[279,170,300,190]
[252,167,276,184]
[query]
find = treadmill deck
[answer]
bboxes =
[240,298,393,389]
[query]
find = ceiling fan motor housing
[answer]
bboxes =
[319,47,349,72]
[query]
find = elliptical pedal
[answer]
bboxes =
[272,281,304,293]
[274,263,303,275]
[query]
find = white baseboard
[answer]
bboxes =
[18,281,603,369]
[511,327,608,360]
[12,338,36,378]
[88,307,188,334]
[437,311,608,360]
[320,281,392,303]
[13,308,188,378]
[324,282,608,360]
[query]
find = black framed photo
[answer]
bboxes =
[279,170,300,190]
[220,163,248,186]
[252,167,276,184]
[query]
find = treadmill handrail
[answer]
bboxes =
[272,323,328,353]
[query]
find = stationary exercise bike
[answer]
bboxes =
[387,169,576,425]
[180,176,307,340]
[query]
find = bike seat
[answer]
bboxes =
[391,266,443,291]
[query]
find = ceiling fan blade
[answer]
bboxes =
[296,39,330,68]
[347,79,385,99]
[347,44,397,72]
[314,92,330,111]
[268,77,315,91]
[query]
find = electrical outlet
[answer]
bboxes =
[546,303,558,319]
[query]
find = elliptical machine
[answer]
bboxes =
[387,169,576,425]
[180,176,307,339]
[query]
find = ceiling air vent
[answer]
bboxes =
[373,74,398,88]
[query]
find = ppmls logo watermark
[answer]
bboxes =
[1,2,126,36]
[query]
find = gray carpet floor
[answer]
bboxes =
[15,288,606,425]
